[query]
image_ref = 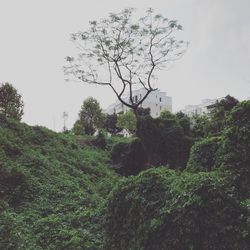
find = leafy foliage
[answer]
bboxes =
[65,8,187,115]
[137,115,193,169]
[104,168,249,250]
[0,82,24,121]
[191,95,239,138]
[73,97,105,135]
[0,116,118,249]
[176,111,191,135]
[111,138,147,176]
[207,95,239,135]
[187,136,221,172]
[117,110,136,135]
[216,100,250,198]
[1,99,250,249]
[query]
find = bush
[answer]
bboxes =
[111,138,147,176]
[216,100,250,198]
[104,168,249,250]
[187,136,221,172]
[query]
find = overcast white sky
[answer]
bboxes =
[0,0,250,131]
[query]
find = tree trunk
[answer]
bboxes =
[132,106,139,119]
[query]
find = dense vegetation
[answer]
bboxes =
[1,99,250,249]
[104,100,250,249]
[104,168,249,250]
[0,115,118,249]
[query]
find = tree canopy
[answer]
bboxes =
[64,8,187,115]
[0,82,24,121]
[73,97,105,135]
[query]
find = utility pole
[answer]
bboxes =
[62,112,68,132]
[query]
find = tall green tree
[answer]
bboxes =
[190,96,239,138]
[65,8,187,118]
[208,95,239,134]
[175,111,191,135]
[73,97,105,135]
[0,82,24,121]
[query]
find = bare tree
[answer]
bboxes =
[64,8,187,117]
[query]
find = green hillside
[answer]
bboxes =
[0,115,118,249]
[1,100,250,249]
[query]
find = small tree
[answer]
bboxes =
[208,95,239,134]
[175,111,191,135]
[0,82,24,121]
[74,97,105,135]
[64,8,187,117]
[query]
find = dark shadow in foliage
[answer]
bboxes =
[92,129,107,149]
[137,107,150,117]
[111,138,147,176]
[137,115,193,169]
[0,164,31,207]
[104,168,249,250]
[103,113,122,135]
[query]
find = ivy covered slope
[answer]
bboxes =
[0,115,118,249]
[104,168,249,250]
[104,101,250,250]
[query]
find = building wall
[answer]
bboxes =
[181,97,224,117]
[106,88,172,117]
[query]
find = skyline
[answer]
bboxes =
[0,0,249,131]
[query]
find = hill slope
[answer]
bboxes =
[0,116,118,249]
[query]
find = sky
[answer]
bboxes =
[0,0,250,131]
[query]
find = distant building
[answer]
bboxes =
[182,98,224,117]
[106,88,172,118]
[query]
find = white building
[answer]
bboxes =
[182,98,224,117]
[106,88,172,118]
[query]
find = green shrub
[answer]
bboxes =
[187,136,221,172]
[216,100,250,198]
[111,138,147,176]
[104,168,249,250]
